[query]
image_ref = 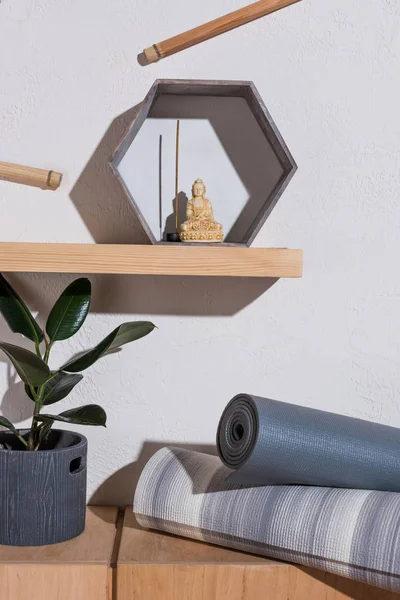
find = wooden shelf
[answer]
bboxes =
[0,243,302,277]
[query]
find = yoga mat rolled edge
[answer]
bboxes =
[217,394,400,491]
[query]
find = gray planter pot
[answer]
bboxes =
[0,429,87,546]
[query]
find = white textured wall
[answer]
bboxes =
[1,0,400,504]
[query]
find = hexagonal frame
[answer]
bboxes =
[110,79,297,246]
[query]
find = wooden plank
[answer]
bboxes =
[0,243,302,277]
[0,507,118,600]
[118,564,292,600]
[117,510,399,600]
[289,568,400,600]
[0,506,118,564]
[0,564,109,600]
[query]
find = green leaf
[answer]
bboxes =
[46,278,91,342]
[0,342,50,386]
[25,371,83,405]
[0,416,19,436]
[106,322,157,353]
[37,404,107,427]
[0,274,43,344]
[61,321,156,373]
[0,416,28,447]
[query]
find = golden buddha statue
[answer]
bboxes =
[180,179,223,243]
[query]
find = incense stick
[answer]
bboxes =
[175,120,180,233]
[159,135,163,239]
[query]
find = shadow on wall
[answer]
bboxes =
[0,362,32,424]
[0,272,277,317]
[0,287,50,425]
[163,192,188,240]
[70,104,149,246]
[89,441,217,507]
[89,274,278,316]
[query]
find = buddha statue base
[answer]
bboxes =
[180,221,224,243]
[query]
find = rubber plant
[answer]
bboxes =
[0,275,155,451]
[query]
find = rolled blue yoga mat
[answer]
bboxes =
[217,394,400,491]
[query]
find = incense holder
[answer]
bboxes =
[166,233,181,243]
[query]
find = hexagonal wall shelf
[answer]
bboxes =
[110,79,297,246]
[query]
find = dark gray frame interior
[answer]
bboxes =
[110,79,297,247]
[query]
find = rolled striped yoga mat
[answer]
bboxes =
[217,394,400,491]
[134,447,400,592]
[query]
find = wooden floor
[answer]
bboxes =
[0,506,397,600]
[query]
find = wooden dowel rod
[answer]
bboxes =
[0,162,62,190]
[140,0,301,65]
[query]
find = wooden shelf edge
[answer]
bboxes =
[0,243,303,278]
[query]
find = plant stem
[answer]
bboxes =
[26,383,39,450]
[43,336,52,365]
[28,337,53,450]
[27,335,44,450]
[27,382,37,400]
[42,370,59,386]
[27,426,36,450]
[33,423,43,451]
